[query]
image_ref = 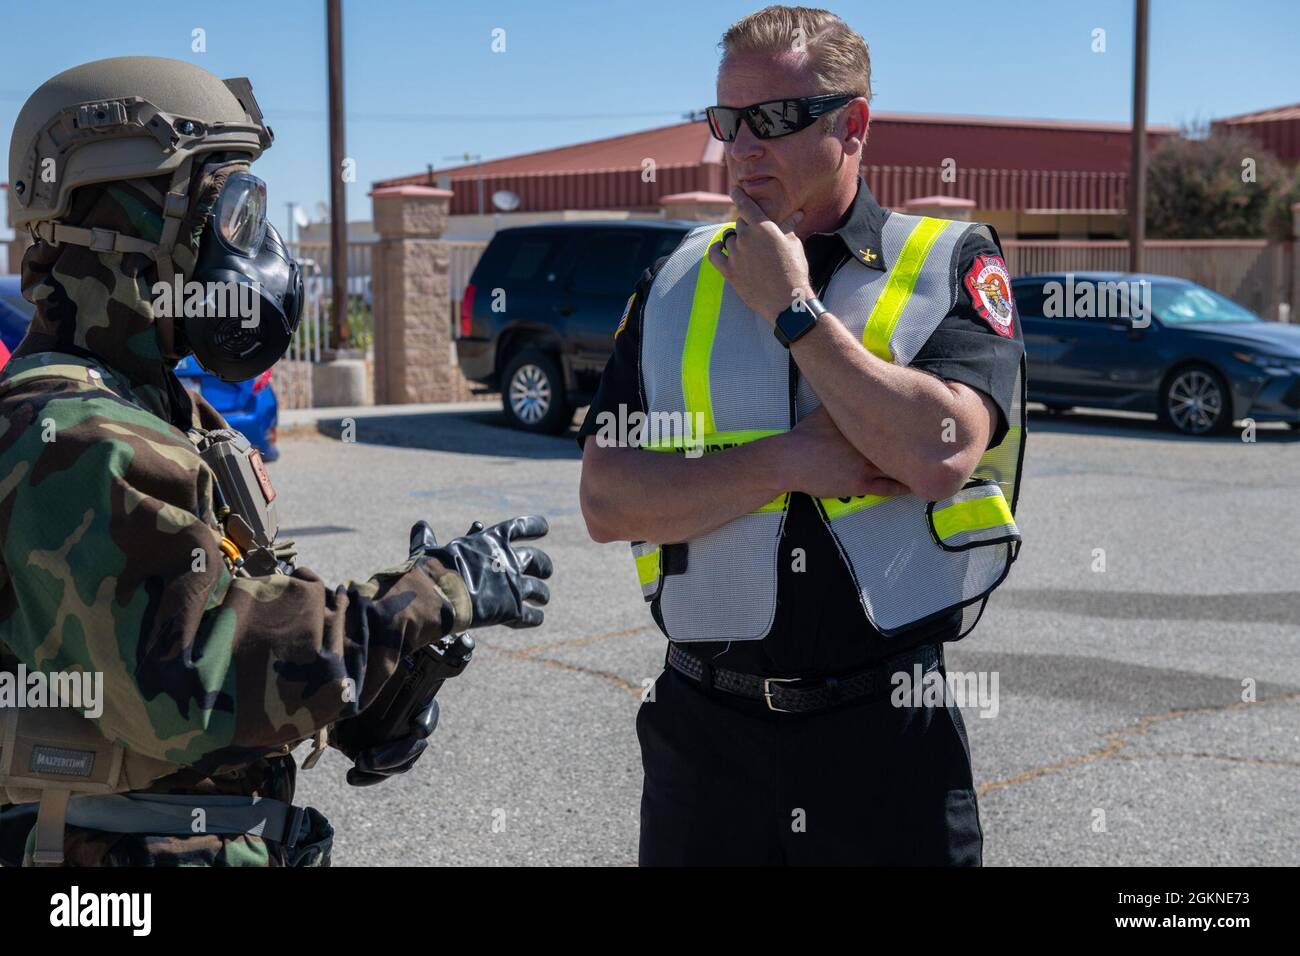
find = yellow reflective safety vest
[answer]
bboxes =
[630,213,1025,642]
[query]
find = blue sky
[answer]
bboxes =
[2,0,1299,240]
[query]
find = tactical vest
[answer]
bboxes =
[630,214,1025,643]
[0,353,299,864]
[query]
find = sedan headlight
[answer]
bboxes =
[1231,351,1300,375]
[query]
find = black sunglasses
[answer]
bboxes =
[705,92,858,142]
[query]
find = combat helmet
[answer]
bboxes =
[7,56,272,280]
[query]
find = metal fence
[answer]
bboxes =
[4,232,1294,408]
[1003,239,1293,321]
[0,235,368,410]
[447,240,488,328]
[279,240,374,408]
[443,235,1294,327]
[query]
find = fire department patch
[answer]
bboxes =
[615,291,635,339]
[963,254,1015,337]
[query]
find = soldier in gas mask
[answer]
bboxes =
[0,57,552,866]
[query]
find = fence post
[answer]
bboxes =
[370,184,456,403]
[1288,202,1300,324]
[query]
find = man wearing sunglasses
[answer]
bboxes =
[579,6,1025,865]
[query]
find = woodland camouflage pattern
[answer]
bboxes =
[0,165,472,866]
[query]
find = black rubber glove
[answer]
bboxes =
[422,515,553,629]
[332,516,551,785]
[333,696,439,787]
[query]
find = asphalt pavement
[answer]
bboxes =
[273,402,1300,866]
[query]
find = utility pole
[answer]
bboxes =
[1128,0,1150,274]
[326,0,349,351]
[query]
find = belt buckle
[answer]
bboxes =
[763,677,799,713]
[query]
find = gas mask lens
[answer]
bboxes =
[215,171,268,257]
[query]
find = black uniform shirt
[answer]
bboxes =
[578,179,1025,677]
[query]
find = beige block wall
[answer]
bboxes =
[371,186,488,404]
[978,210,1126,239]
[978,210,1018,239]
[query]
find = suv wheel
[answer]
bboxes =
[1159,365,1230,436]
[501,350,571,434]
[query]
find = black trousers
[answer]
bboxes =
[636,652,984,866]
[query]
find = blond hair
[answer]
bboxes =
[720,5,871,130]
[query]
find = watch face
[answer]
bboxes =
[776,304,818,346]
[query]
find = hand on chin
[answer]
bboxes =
[706,185,811,324]
[736,182,782,219]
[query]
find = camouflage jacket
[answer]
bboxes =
[0,174,471,866]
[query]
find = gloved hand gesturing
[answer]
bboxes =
[329,516,551,786]
[416,514,553,629]
[332,695,439,787]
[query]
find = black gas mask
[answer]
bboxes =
[186,171,303,382]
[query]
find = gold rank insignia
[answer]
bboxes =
[858,247,877,263]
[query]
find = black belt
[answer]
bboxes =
[666,642,941,714]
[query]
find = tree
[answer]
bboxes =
[1146,128,1299,240]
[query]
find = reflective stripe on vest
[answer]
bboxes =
[633,212,1023,640]
[631,541,661,600]
[680,223,730,439]
[862,215,949,362]
[928,480,1020,549]
[652,222,790,514]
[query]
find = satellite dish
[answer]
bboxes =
[315,201,330,222]
[492,190,520,212]
[293,206,310,229]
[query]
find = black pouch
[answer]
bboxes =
[282,806,334,868]
[0,802,38,868]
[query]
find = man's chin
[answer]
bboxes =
[734,180,782,211]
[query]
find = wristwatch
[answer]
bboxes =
[774,296,827,348]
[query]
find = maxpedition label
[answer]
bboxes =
[30,745,96,778]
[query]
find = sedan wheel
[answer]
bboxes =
[1164,367,1227,435]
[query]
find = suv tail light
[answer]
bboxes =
[459,284,477,338]
[252,368,273,393]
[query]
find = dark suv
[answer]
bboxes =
[456,220,693,433]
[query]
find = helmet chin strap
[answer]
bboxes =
[28,157,197,363]
[151,157,195,363]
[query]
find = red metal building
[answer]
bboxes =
[1211,103,1300,164]
[373,111,1178,239]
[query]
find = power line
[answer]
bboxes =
[0,91,695,124]
[267,108,694,124]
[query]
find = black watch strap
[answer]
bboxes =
[774,296,826,348]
